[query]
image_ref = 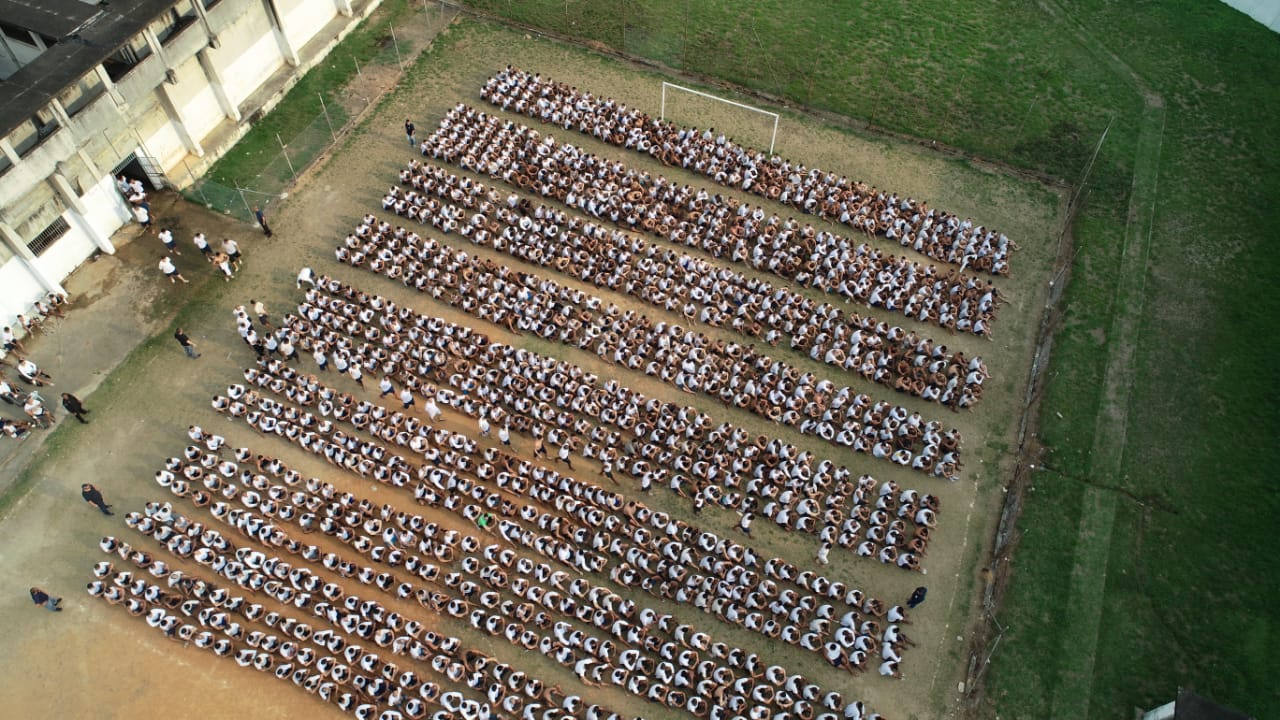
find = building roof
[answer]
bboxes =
[0,0,182,140]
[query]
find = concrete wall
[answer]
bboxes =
[1221,0,1280,32]
[34,215,97,281]
[0,257,47,324]
[170,54,224,142]
[207,0,289,108]
[278,0,340,55]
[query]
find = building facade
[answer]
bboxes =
[0,0,379,323]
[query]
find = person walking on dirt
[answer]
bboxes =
[405,119,416,147]
[158,256,188,284]
[81,483,113,515]
[907,586,928,609]
[173,327,200,358]
[254,207,273,238]
[29,587,61,612]
[61,393,90,423]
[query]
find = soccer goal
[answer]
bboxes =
[660,81,780,155]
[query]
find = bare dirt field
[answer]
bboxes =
[0,13,1064,720]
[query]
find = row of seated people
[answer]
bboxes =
[419,104,999,337]
[332,227,965,476]
[132,471,632,720]
[93,526,514,720]
[155,433,886,720]
[217,366,924,675]
[282,275,945,556]
[226,359,927,645]
[376,165,989,409]
[285,276,947,550]
[481,67,1016,276]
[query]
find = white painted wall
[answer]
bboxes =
[137,96,189,171]
[1221,0,1280,32]
[209,3,288,108]
[81,174,132,244]
[170,55,224,142]
[33,214,97,281]
[278,0,339,54]
[0,258,47,326]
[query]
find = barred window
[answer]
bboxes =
[27,216,70,256]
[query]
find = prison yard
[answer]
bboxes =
[0,3,1276,720]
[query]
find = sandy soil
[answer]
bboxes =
[0,11,1064,720]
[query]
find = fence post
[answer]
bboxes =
[390,24,404,71]
[276,133,296,178]
[319,93,337,141]
[236,184,252,218]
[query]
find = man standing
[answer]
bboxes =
[222,238,242,272]
[61,393,90,424]
[378,376,394,398]
[133,203,153,233]
[251,299,273,328]
[254,206,273,238]
[907,586,927,609]
[81,483,113,515]
[174,327,199,358]
[399,387,414,410]
[405,119,416,147]
[193,232,213,261]
[158,227,180,255]
[29,587,61,612]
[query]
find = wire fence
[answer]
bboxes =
[180,1,458,224]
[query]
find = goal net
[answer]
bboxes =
[660,81,780,155]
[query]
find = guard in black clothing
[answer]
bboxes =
[61,393,90,424]
[907,586,928,609]
[81,483,113,515]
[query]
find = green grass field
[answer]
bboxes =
[460,0,1280,717]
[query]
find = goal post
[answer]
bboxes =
[660,81,780,155]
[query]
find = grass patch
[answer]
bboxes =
[456,1,1280,717]
[203,0,417,187]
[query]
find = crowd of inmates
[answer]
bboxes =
[375,159,988,410]
[334,214,964,478]
[418,104,999,338]
[95,402,895,719]
[266,272,944,570]
[481,67,1016,276]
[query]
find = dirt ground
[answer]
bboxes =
[0,12,1064,720]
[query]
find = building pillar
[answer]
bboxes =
[155,86,205,157]
[0,138,19,166]
[95,65,129,111]
[0,222,66,295]
[334,0,354,17]
[49,173,116,255]
[262,0,300,67]
[195,49,241,122]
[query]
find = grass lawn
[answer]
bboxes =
[459,0,1280,717]
[202,0,417,188]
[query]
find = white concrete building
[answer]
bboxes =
[0,0,379,324]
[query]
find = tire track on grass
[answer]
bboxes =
[1033,2,1166,715]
